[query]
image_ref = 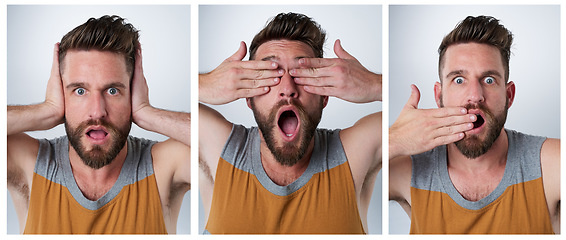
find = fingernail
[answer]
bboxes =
[272,62,277,68]
[274,78,279,83]
[468,123,473,128]
[299,59,305,64]
[264,87,269,91]
[289,69,295,75]
[278,69,284,74]
[461,108,467,114]
[470,114,476,121]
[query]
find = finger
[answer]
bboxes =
[237,86,271,98]
[294,77,334,87]
[405,84,421,109]
[51,43,61,77]
[239,60,279,70]
[238,78,280,89]
[334,39,355,60]
[295,57,334,69]
[290,66,332,78]
[227,41,247,61]
[429,106,469,118]
[433,132,466,146]
[435,114,476,128]
[239,68,284,80]
[303,85,335,96]
[438,122,474,136]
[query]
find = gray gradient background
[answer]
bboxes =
[7,5,191,234]
[199,5,383,234]
[389,5,560,234]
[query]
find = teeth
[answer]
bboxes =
[286,134,293,137]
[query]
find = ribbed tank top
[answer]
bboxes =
[24,136,167,234]
[410,129,553,234]
[205,124,364,234]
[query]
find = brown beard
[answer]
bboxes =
[440,97,508,159]
[65,119,131,169]
[251,98,323,166]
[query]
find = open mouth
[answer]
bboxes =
[278,110,299,138]
[473,114,485,129]
[87,129,108,140]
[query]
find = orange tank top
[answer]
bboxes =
[205,125,364,234]
[410,129,554,234]
[24,136,167,234]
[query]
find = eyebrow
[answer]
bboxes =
[445,69,503,79]
[66,82,127,90]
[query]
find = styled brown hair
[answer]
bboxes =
[438,16,513,82]
[59,15,140,76]
[249,12,326,60]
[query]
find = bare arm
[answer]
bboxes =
[131,47,190,147]
[7,43,65,233]
[8,43,65,136]
[541,138,560,234]
[389,155,413,217]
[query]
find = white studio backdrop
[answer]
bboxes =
[7,5,191,234]
[389,5,560,234]
[199,5,383,234]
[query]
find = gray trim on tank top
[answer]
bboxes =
[35,136,156,211]
[411,129,546,210]
[220,124,347,197]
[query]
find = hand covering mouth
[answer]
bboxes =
[278,110,299,137]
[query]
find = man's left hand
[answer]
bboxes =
[131,45,151,124]
[290,39,381,103]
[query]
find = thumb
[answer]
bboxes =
[406,84,421,109]
[334,39,355,59]
[227,41,247,61]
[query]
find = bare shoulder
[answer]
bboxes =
[340,112,382,166]
[540,138,560,185]
[152,139,190,176]
[198,104,234,184]
[340,112,382,191]
[540,137,560,193]
[389,155,412,205]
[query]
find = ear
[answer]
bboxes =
[322,96,329,108]
[246,97,253,109]
[506,81,516,108]
[434,81,442,107]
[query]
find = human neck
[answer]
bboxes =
[68,142,128,201]
[259,136,314,187]
[446,128,508,172]
[446,129,508,201]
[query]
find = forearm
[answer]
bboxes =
[134,106,191,146]
[8,103,63,135]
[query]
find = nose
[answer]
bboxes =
[277,70,299,99]
[466,80,485,104]
[89,93,107,120]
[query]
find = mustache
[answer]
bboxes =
[74,119,120,135]
[462,103,489,112]
[273,98,307,113]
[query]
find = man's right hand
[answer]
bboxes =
[199,41,284,105]
[389,84,476,159]
[8,43,65,135]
